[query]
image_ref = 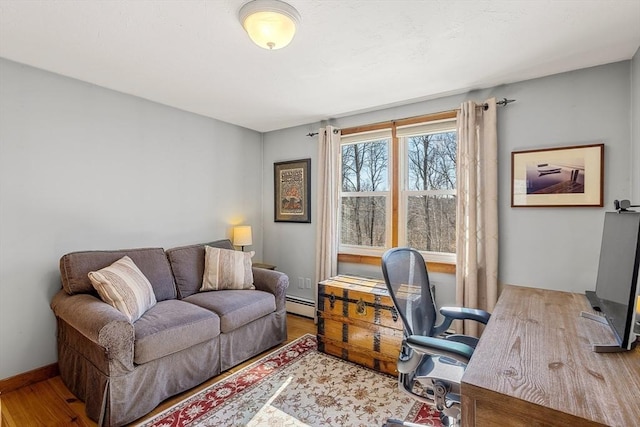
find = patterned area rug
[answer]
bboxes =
[139,334,442,427]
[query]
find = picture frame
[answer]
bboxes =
[511,143,604,207]
[274,158,311,223]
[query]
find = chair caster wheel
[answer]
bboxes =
[439,412,460,427]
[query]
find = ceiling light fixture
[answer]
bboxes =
[239,0,300,50]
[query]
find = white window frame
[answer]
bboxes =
[338,130,392,256]
[337,116,458,264]
[397,119,457,263]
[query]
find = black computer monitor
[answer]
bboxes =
[586,211,640,351]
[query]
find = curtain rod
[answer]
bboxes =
[306,129,340,137]
[305,98,516,137]
[491,97,516,109]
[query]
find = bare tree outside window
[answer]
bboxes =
[405,131,457,253]
[340,140,389,247]
[338,122,457,259]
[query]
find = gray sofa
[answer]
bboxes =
[50,239,288,426]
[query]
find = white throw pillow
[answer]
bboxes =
[201,246,255,291]
[88,256,157,323]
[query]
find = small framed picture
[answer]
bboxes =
[511,143,604,207]
[274,158,311,223]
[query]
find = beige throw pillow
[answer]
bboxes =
[201,246,255,291]
[88,256,157,323]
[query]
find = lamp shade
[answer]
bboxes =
[239,0,300,50]
[233,226,253,247]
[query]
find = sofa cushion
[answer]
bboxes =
[183,290,276,333]
[60,247,177,301]
[89,256,157,323]
[201,246,255,291]
[166,239,234,298]
[133,299,220,365]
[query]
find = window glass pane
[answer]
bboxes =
[407,194,456,253]
[341,139,389,192]
[340,196,386,247]
[407,131,456,191]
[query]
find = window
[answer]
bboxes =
[339,130,391,255]
[339,115,457,263]
[398,120,457,262]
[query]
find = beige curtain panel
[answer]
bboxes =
[455,98,499,337]
[315,126,340,287]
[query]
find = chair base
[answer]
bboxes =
[383,412,460,427]
[383,419,425,427]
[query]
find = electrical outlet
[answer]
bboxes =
[305,278,311,289]
[298,277,304,289]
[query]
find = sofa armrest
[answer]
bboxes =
[51,290,135,375]
[252,268,289,312]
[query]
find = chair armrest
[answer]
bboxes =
[440,307,491,324]
[51,290,135,375]
[252,268,289,312]
[406,335,474,364]
[433,307,491,336]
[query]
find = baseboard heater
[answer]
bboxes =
[285,295,315,318]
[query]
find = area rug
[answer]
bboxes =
[138,334,443,427]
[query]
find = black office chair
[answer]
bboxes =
[381,247,490,427]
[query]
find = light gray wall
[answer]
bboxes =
[496,61,631,291]
[263,60,634,306]
[632,47,640,203]
[0,59,263,379]
[262,126,318,300]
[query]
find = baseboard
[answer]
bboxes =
[286,296,315,318]
[0,363,59,394]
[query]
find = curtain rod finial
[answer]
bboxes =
[484,98,516,110]
[497,98,516,106]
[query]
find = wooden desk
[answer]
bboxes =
[461,285,640,426]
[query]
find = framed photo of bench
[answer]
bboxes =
[511,143,604,207]
[274,158,311,223]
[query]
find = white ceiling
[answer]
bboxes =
[1,1,639,132]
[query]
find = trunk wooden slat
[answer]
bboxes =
[316,275,407,376]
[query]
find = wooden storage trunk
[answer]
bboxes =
[317,275,412,376]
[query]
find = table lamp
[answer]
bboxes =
[233,226,253,251]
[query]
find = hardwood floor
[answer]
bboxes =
[0,314,315,427]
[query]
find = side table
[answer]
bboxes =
[253,262,276,270]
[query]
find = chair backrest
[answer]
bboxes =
[381,247,437,337]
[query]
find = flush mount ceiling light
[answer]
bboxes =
[239,0,300,50]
